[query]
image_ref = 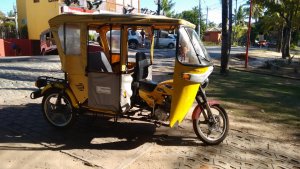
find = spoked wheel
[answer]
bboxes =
[193,105,229,145]
[42,90,76,128]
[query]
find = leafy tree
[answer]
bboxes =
[161,0,175,17]
[235,6,247,26]
[0,10,5,21]
[244,0,264,23]
[207,22,217,28]
[175,7,206,35]
[7,10,15,17]
[256,0,300,58]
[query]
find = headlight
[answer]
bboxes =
[201,79,209,88]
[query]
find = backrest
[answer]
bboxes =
[134,52,149,81]
[88,52,112,72]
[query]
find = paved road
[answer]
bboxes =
[0,54,299,169]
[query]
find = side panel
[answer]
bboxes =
[169,60,201,127]
[88,72,120,112]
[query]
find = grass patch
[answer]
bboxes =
[207,68,300,127]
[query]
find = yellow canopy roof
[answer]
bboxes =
[49,13,195,29]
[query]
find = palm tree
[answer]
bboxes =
[245,0,264,23]
[161,0,175,17]
[235,6,247,26]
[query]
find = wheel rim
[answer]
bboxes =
[43,93,73,127]
[196,107,227,141]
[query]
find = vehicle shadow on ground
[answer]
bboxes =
[0,103,203,152]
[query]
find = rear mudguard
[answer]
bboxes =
[41,83,79,108]
[192,100,220,120]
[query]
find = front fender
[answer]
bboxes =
[41,84,79,108]
[191,100,220,120]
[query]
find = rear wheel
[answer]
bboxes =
[42,90,76,128]
[193,104,229,145]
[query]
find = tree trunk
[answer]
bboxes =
[221,0,229,74]
[284,26,291,58]
[277,25,283,53]
[282,26,287,58]
[282,23,292,59]
[228,0,233,52]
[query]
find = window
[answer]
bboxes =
[34,0,40,3]
[106,29,121,53]
[177,27,211,66]
[58,24,81,55]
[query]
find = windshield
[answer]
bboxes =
[177,27,211,66]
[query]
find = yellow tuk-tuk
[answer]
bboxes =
[30,14,229,145]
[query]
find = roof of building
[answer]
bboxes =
[206,27,222,32]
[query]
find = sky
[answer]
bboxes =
[141,0,248,24]
[0,0,247,24]
[0,0,16,15]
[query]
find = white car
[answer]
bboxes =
[128,29,142,49]
[151,34,176,49]
[106,29,142,49]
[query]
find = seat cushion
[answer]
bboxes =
[139,79,157,92]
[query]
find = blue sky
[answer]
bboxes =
[0,0,16,15]
[141,0,247,24]
[1,0,247,24]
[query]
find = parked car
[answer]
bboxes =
[106,29,142,49]
[128,29,142,49]
[40,29,57,55]
[154,34,177,49]
[255,40,270,48]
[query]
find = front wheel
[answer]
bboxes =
[193,104,229,145]
[42,90,76,128]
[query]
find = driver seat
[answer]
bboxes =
[133,52,157,92]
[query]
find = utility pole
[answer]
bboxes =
[13,5,19,39]
[198,0,201,37]
[157,0,161,15]
[155,0,161,48]
[245,0,252,68]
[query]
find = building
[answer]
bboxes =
[203,27,222,44]
[16,0,140,40]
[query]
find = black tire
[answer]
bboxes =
[128,40,138,49]
[168,43,175,49]
[42,89,76,128]
[193,104,229,145]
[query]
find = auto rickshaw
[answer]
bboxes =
[30,14,229,145]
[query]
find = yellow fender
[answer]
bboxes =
[41,84,79,108]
